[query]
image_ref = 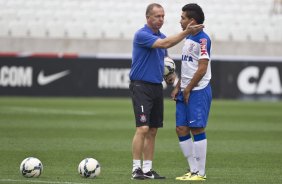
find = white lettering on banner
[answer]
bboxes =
[0,66,32,87]
[237,66,282,95]
[98,68,130,89]
[257,67,282,94]
[237,66,258,94]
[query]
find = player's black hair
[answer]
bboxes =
[182,3,205,24]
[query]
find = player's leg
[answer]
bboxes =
[176,126,198,174]
[190,128,207,180]
[175,92,197,180]
[175,127,197,180]
[185,84,212,181]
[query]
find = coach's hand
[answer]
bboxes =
[165,72,176,85]
[171,87,179,101]
[185,21,204,35]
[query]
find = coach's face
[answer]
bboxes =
[147,7,164,32]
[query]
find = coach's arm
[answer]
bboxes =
[152,22,204,49]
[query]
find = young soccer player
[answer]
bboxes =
[171,3,212,181]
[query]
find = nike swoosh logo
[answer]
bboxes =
[37,70,70,86]
[189,120,196,124]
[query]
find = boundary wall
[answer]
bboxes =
[0,54,282,100]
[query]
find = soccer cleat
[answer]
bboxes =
[131,168,145,180]
[188,172,206,181]
[175,171,192,180]
[144,170,166,179]
[175,172,207,181]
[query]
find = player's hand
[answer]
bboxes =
[165,72,176,85]
[183,88,191,104]
[185,21,204,35]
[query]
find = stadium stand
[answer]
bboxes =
[0,0,281,57]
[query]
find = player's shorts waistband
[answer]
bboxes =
[130,80,162,86]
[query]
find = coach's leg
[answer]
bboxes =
[132,126,149,171]
[143,127,157,173]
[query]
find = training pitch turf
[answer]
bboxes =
[0,97,282,184]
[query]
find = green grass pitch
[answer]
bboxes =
[0,97,282,184]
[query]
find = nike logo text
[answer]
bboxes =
[37,70,70,86]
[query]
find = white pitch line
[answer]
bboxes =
[3,107,96,116]
[0,179,88,184]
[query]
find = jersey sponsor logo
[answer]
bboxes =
[200,38,208,56]
[182,55,193,62]
[0,66,32,87]
[237,66,282,94]
[37,70,70,86]
[182,43,195,62]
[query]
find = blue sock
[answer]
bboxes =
[178,134,191,142]
[193,132,206,142]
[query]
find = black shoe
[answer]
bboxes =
[131,168,145,180]
[144,170,166,179]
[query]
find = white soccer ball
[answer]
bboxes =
[20,157,43,178]
[164,57,176,76]
[78,158,101,178]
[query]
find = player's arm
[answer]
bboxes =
[183,59,209,103]
[152,22,204,49]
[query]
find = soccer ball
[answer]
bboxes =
[78,158,101,178]
[164,57,176,76]
[20,157,43,178]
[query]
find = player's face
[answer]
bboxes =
[147,7,165,32]
[180,11,193,30]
